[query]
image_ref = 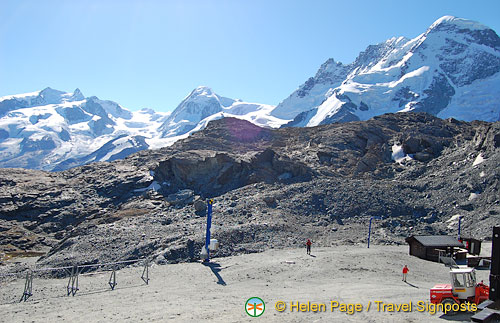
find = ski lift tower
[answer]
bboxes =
[202,199,214,262]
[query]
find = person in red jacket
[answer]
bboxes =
[402,265,409,282]
[306,239,312,255]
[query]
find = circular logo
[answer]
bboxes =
[245,297,265,317]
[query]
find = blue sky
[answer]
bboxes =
[1,0,499,112]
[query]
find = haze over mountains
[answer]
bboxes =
[1,16,499,171]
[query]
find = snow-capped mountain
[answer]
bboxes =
[3,16,500,171]
[0,88,171,170]
[273,16,500,126]
[0,86,283,171]
[158,86,285,137]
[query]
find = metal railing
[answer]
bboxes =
[0,258,151,302]
[438,250,458,268]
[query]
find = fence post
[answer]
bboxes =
[19,270,33,302]
[67,266,80,296]
[10,258,152,303]
[141,259,150,285]
[109,267,117,290]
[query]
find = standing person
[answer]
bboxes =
[402,265,409,282]
[306,239,312,255]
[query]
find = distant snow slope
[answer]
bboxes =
[158,86,285,138]
[273,16,500,126]
[0,87,284,170]
[0,88,170,170]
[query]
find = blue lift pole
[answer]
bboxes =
[367,216,381,248]
[204,199,213,262]
[458,216,463,241]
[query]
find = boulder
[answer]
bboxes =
[414,152,433,162]
[194,199,207,214]
[263,196,276,207]
[166,189,194,205]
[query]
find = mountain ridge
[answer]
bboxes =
[273,15,500,126]
[1,15,500,171]
[0,86,281,170]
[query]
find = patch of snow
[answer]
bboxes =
[438,72,500,122]
[472,153,485,166]
[446,214,462,230]
[391,144,413,164]
[99,136,135,161]
[134,180,161,192]
[391,144,405,162]
[429,16,489,31]
[468,192,479,201]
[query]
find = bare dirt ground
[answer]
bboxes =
[0,244,492,323]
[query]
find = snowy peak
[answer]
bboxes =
[275,15,500,127]
[0,87,172,170]
[423,16,500,52]
[315,58,346,79]
[71,88,85,101]
[182,86,237,108]
[36,87,86,105]
[410,16,500,88]
[39,87,67,104]
[272,36,412,120]
[159,86,226,137]
[158,86,283,138]
[189,86,217,98]
[271,59,351,120]
[351,36,409,72]
[0,87,85,109]
[428,16,490,32]
[170,86,223,118]
[0,85,281,171]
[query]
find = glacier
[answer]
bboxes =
[0,86,283,170]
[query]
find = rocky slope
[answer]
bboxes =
[0,113,498,271]
[273,16,500,126]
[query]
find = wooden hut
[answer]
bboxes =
[405,235,465,262]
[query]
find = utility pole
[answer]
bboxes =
[458,216,463,241]
[203,199,214,262]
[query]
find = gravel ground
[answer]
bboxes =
[0,244,492,323]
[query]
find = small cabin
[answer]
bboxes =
[405,235,465,262]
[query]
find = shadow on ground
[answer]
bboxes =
[439,312,474,321]
[203,262,226,286]
[404,281,419,288]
